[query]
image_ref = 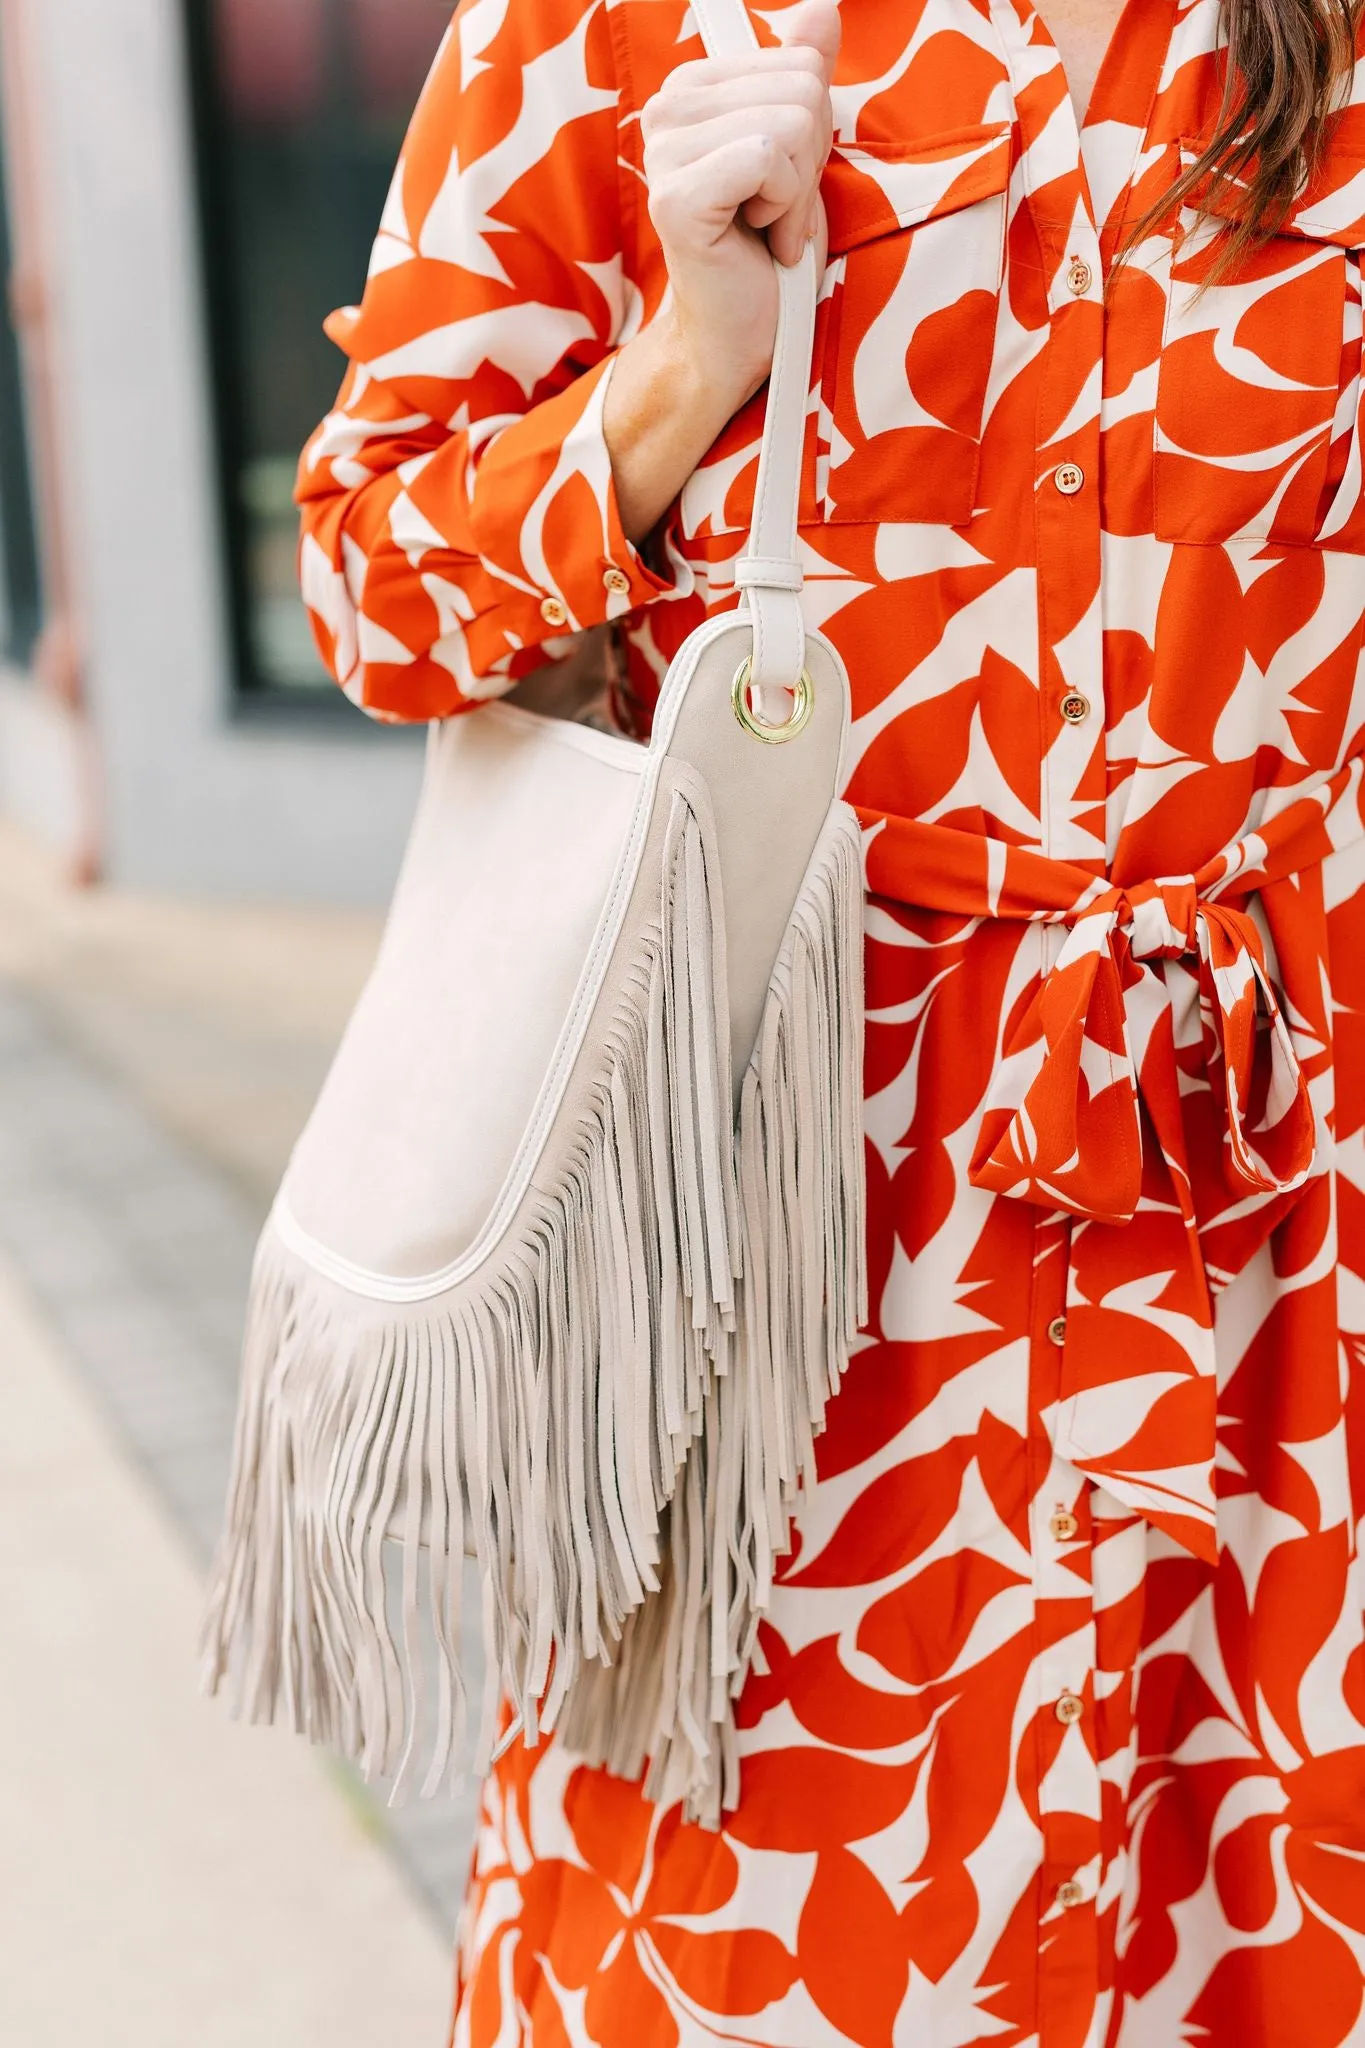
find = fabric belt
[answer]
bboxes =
[856,755,1365,1560]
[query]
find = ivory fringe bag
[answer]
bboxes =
[201,0,866,1827]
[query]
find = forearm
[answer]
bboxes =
[603,310,757,545]
[299,356,679,718]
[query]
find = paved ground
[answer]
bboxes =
[0,1248,456,2048]
[0,818,383,1212]
[0,819,486,1989]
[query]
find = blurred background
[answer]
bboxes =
[0,1,477,2040]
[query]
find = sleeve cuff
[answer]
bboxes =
[452,351,682,666]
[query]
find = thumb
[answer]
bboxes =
[777,0,841,85]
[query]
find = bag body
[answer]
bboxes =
[202,0,867,1825]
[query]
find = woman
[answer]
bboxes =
[296,0,1365,2039]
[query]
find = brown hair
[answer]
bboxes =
[1133,0,1360,263]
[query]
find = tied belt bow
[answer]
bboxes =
[859,763,1362,1561]
[967,873,1315,1226]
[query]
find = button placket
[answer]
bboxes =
[991,23,1109,1990]
[1035,213,1106,875]
[1030,1449,1103,1928]
[1030,1470,1100,1677]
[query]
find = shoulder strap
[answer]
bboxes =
[686,0,815,695]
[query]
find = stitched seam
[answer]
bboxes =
[985,0,1054,858]
[605,0,641,292]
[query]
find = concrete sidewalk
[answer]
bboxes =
[0,1247,455,2048]
[0,815,484,1977]
[0,817,383,1212]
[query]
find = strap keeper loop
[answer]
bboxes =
[735,555,804,594]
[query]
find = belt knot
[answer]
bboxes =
[968,874,1315,1229]
[1121,876,1200,960]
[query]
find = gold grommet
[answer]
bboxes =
[731,657,814,744]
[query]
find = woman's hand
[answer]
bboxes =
[603,2,839,546]
[642,1,839,407]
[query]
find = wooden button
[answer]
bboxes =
[1054,462,1085,496]
[539,596,569,626]
[1055,1691,1084,1725]
[1056,1880,1085,1910]
[602,567,631,595]
[1049,1509,1080,1542]
[1047,1313,1067,1346]
[1067,258,1093,296]
[1060,692,1090,724]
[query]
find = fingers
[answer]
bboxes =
[644,66,830,137]
[645,101,826,190]
[648,132,804,253]
[645,91,826,254]
[641,5,840,273]
[641,0,841,128]
[641,47,829,143]
[767,188,826,268]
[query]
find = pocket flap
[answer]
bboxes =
[1288,149,1365,248]
[1180,133,1365,249]
[822,122,1012,254]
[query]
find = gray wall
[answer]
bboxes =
[18,0,422,905]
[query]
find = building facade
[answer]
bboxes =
[0,0,453,903]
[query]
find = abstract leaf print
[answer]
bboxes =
[296,0,1365,2040]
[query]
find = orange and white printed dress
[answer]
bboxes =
[296,0,1365,2040]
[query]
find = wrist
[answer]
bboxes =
[643,304,769,434]
[604,302,771,546]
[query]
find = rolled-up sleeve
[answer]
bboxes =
[295,0,680,721]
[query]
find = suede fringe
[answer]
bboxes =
[200,792,866,1822]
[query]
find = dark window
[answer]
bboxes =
[185,0,452,697]
[0,47,43,671]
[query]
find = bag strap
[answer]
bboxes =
[687,0,816,696]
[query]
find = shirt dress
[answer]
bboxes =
[295,0,1365,2040]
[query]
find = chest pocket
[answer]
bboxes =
[1155,145,1365,549]
[816,124,1012,528]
